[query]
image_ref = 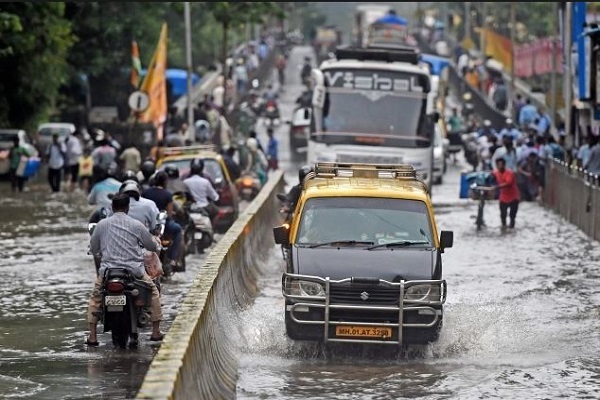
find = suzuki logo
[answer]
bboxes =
[360,291,370,301]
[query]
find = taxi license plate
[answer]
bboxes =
[105,295,126,306]
[194,232,203,239]
[335,325,392,339]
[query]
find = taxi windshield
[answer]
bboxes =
[296,197,433,246]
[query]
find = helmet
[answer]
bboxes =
[120,180,141,200]
[190,158,204,176]
[505,118,513,125]
[122,170,139,183]
[246,137,258,152]
[164,164,180,179]
[141,160,156,181]
[298,165,312,183]
[483,119,491,127]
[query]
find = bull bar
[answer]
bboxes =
[282,272,447,345]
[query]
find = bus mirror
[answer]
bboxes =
[304,108,310,120]
[273,224,290,245]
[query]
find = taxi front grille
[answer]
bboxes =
[329,284,400,305]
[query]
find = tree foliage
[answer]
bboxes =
[0,2,288,129]
[0,3,73,130]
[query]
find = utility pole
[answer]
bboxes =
[184,2,194,142]
[564,2,573,139]
[510,2,516,120]
[550,1,558,134]
[464,2,471,46]
[480,2,487,57]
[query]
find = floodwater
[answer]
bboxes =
[234,47,600,399]
[0,188,208,399]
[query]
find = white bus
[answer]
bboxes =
[308,47,437,188]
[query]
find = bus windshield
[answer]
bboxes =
[314,68,432,148]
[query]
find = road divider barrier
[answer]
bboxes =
[543,159,600,241]
[136,171,285,400]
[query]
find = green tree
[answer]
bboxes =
[0,3,73,130]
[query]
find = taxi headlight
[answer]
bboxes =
[404,284,440,302]
[284,280,325,297]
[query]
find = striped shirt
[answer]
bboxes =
[90,212,159,277]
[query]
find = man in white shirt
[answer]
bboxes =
[46,133,66,193]
[64,130,83,191]
[183,159,219,218]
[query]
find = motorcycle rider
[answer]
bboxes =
[164,164,189,197]
[143,171,184,271]
[183,160,220,219]
[300,56,312,86]
[140,160,156,191]
[86,193,163,346]
[87,163,121,223]
[119,179,160,230]
[281,165,312,215]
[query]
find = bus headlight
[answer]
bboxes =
[284,280,325,298]
[404,284,440,302]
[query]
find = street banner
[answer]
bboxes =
[137,23,168,137]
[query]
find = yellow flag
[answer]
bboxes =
[138,23,168,133]
[483,29,513,73]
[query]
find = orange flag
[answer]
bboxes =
[131,40,142,88]
[138,23,168,136]
[483,29,513,73]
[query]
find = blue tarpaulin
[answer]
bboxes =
[420,54,450,76]
[374,14,407,26]
[140,68,201,98]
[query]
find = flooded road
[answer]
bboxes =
[235,47,600,399]
[2,45,600,400]
[0,189,208,399]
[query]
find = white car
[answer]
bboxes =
[433,123,449,185]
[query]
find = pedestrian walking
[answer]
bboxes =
[266,128,279,171]
[8,136,32,193]
[492,157,520,230]
[79,147,94,193]
[119,144,142,172]
[46,133,66,193]
[64,130,83,191]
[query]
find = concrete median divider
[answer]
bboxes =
[136,170,286,400]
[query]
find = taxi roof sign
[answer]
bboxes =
[162,144,217,157]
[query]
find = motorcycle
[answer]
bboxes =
[263,99,280,128]
[236,172,262,201]
[100,267,154,349]
[461,132,480,172]
[155,211,185,277]
[188,205,214,254]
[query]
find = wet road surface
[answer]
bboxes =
[0,188,210,398]
[234,47,600,399]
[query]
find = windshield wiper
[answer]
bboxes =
[366,240,430,250]
[308,240,375,249]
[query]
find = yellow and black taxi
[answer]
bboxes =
[273,162,453,345]
[157,145,239,233]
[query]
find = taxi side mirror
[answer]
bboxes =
[273,224,290,245]
[440,230,453,251]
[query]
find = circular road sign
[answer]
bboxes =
[128,90,150,112]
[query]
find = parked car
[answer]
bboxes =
[273,162,453,345]
[157,145,240,234]
[0,129,38,176]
